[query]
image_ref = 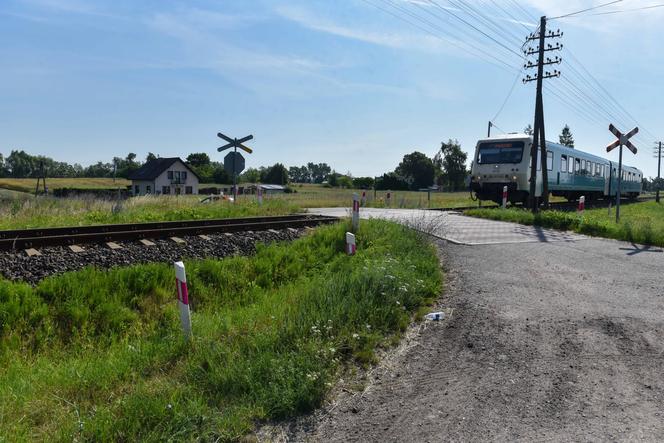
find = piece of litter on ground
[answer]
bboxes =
[425,312,445,321]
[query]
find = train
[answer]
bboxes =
[469,134,642,205]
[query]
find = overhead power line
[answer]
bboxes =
[549,0,623,19]
[564,3,664,17]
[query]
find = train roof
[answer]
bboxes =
[476,134,642,174]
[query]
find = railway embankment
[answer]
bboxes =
[0,219,442,441]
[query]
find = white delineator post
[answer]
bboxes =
[174,261,192,340]
[361,191,367,206]
[345,232,356,255]
[578,195,585,214]
[257,185,263,206]
[352,193,360,232]
[386,192,391,207]
[502,185,508,209]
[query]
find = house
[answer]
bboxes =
[128,157,200,196]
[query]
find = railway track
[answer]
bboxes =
[0,214,338,251]
[430,195,655,212]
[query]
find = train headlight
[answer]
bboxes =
[512,176,517,181]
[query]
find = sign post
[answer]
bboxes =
[502,185,508,209]
[606,124,638,223]
[352,193,360,232]
[217,132,253,202]
[345,232,356,255]
[257,185,263,205]
[174,261,192,340]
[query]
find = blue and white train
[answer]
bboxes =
[470,134,642,205]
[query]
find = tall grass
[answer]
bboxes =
[0,195,301,230]
[465,201,664,246]
[0,220,442,441]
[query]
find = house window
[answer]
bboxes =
[175,171,181,182]
[175,187,181,195]
[162,186,170,194]
[185,186,192,194]
[182,171,187,181]
[167,171,174,180]
[134,185,139,195]
[560,155,567,173]
[146,185,151,194]
[547,151,553,171]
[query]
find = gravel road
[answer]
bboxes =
[287,235,664,442]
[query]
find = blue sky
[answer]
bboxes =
[1,0,663,177]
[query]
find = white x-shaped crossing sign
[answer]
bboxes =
[606,124,638,154]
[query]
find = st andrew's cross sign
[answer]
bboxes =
[606,124,638,223]
[217,132,254,200]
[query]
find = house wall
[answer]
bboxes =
[131,180,155,196]
[154,160,199,195]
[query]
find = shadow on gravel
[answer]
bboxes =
[619,243,663,256]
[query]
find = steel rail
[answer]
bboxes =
[430,195,655,212]
[0,215,338,251]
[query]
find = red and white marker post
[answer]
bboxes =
[502,185,508,209]
[257,185,263,206]
[345,232,356,255]
[361,191,367,206]
[578,195,585,214]
[174,261,192,340]
[386,192,391,207]
[352,193,360,232]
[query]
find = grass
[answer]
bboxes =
[273,184,490,209]
[0,177,131,193]
[0,220,442,441]
[0,195,301,230]
[465,201,664,246]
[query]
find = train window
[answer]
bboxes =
[547,151,553,171]
[575,158,580,173]
[568,157,574,173]
[477,141,524,164]
[560,155,567,173]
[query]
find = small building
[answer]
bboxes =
[128,157,199,196]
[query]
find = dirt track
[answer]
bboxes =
[285,236,664,442]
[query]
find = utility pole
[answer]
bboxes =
[523,17,563,212]
[655,141,662,203]
[487,121,492,137]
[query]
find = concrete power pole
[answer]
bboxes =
[523,17,563,212]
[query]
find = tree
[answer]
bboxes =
[240,167,261,183]
[212,165,231,184]
[395,151,435,190]
[438,140,468,191]
[375,172,408,190]
[559,124,575,148]
[307,162,331,184]
[0,153,5,178]
[146,152,157,162]
[186,152,211,168]
[288,165,310,183]
[263,163,288,185]
[352,176,374,189]
[524,124,533,135]
[5,150,34,177]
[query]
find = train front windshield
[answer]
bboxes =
[477,141,524,164]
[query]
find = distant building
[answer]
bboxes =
[128,157,199,196]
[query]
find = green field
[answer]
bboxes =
[465,201,664,246]
[267,184,488,209]
[0,220,442,441]
[0,177,131,193]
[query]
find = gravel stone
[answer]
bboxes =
[0,228,305,285]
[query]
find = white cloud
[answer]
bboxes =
[275,4,458,53]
